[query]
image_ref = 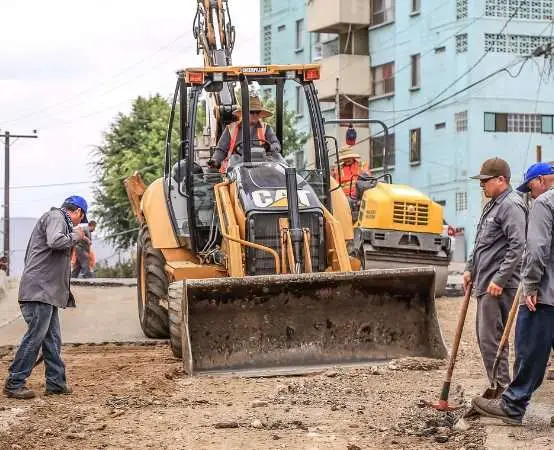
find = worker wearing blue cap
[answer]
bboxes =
[472,162,554,424]
[3,196,88,400]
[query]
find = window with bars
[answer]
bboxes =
[456,0,468,20]
[484,112,543,132]
[484,33,551,55]
[371,62,395,97]
[263,25,272,64]
[262,0,272,16]
[370,133,395,170]
[455,111,468,132]
[410,54,421,88]
[485,0,553,20]
[456,192,468,212]
[371,0,395,26]
[295,19,304,50]
[456,34,468,53]
[409,128,421,165]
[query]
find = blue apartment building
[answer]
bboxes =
[261,0,554,254]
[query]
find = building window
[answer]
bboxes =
[456,192,468,212]
[370,133,395,170]
[409,128,421,165]
[295,19,304,50]
[484,33,551,55]
[277,24,285,32]
[456,0,468,20]
[371,62,395,97]
[410,54,421,89]
[296,86,304,116]
[484,112,543,133]
[263,25,272,64]
[456,34,468,53]
[485,0,553,20]
[435,122,446,130]
[410,0,421,14]
[542,115,554,133]
[435,46,446,53]
[455,111,468,132]
[371,0,395,27]
[262,0,272,16]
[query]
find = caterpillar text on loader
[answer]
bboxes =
[327,119,453,297]
[125,64,447,375]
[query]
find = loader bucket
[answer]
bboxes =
[179,267,448,374]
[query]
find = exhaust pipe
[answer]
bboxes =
[285,168,303,273]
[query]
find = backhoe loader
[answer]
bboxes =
[123,0,447,375]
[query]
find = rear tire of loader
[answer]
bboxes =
[137,223,170,338]
[168,281,183,358]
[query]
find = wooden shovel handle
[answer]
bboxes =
[495,285,521,359]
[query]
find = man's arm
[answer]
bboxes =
[264,125,281,152]
[522,199,553,297]
[211,127,231,165]
[491,201,527,287]
[45,213,81,250]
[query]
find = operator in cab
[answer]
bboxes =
[207,95,281,172]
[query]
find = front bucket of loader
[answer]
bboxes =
[179,267,448,374]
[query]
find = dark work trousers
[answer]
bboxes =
[501,304,554,419]
[5,302,67,392]
[71,248,92,278]
[475,289,518,388]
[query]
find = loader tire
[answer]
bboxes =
[137,223,169,338]
[168,281,184,358]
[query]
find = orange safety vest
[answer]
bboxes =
[220,121,267,173]
[333,160,369,199]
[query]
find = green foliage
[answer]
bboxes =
[92,95,175,249]
[95,259,137,278]
[261,95,308,157]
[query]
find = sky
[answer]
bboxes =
[0,0,260,219]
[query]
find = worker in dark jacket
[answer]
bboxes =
[208,95,281,172]
[463,158,527,390]
[472,162,554,424]
[3,196,88,399]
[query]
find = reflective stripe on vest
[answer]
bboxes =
[221,121,267,173]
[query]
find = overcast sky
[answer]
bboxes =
[0,0,260,220]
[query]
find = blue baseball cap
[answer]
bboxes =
[516,163,554,193]
[63,195,88,223]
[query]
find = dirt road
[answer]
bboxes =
[1,290,553,449]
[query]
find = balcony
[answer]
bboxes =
[307,0,370,34]
[316,53,370,101]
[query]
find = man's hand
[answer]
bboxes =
[525,294,538,312]
[487,281,503,297]
[207,159,221,169]
[463,271,472,294]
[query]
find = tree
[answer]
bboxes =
[260,95,308,157]
[92,95,174,249]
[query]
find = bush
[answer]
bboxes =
[94,259,136,278]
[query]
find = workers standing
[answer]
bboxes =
[472,162,554,424]
[463,158,527,391]
[3,196,88,399]
[71,220,97,278]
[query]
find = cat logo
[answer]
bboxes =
[252,189,311,208]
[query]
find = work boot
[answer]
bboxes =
[45,386,73,396]
[3,386,36,400]
[547,369,554,381]
[471,397,522,425]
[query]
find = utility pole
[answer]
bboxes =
[1,130,38,275]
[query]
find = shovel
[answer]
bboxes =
[464,285,521,417]
[426,282,473,411]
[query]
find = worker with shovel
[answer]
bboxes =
[472,162,554,425]
[463,158,527,390]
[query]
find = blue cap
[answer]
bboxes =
[63,195,88,223]
[517,163,554,193]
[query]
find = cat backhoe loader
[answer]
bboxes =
[123,0,446,375]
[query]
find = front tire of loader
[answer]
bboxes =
[137,223,170,338]
[168,282,183,358]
